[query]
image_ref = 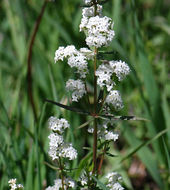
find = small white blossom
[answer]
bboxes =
[48,133,63,147]
[48,117,77,161]
[80,48,94,60]
[106,172,124,190]
[82,5,102,18]
[48,146,59,160]
[80,17,89,32]
[68,53,88,78]
[96,63,115,91]
[96,60,130,91]
[110,60,130,81]
[105,90,123,110]
[54,45,77,62]
[79,171,93,187]
[60,143,78,160]
[54,45,89,78]
[65,178,76,188]
[88,119,119,141]
[45,178,76,190]
[66,79,86,102]
[84,0,92,5]
[103,130,119,141]
[8,179,24,190]
[48,117,70,133]
[81,16,115,48]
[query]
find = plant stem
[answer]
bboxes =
[92,47,98,174]
[97,144,107,174]
[59,158,65,190]
[92,0,98,175]
[27,0,48,121]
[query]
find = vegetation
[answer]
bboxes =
[0,0,169,189]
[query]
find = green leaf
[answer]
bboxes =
[77,118,94,129]
[46,99,90,115]
[92,176,109,190]
[121,129,168,163]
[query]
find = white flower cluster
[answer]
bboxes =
[106,172,124,190]
[80,15,115,48]
[66,79,86,102]
[46,178,76,190]
[83,0,92,5]
[48,117,77,161]
[88,119,119,141]
[79,171,93,187]
[105,90,123,110]
[96,60,130,91]
[49,117,69,133]
[96,60,130,110]
[8,179,24,190]
[54,45,93,78]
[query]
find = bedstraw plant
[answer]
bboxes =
[5,0,169,190]
[45,0,132,189]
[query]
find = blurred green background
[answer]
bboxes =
[0,0,170,189]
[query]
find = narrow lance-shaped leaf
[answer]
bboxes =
[99,114,149,121]
[120,129,168,163]
[45,99,90,115]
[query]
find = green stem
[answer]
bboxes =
[92,0,98,175]
[92,47,98,175]
[58,158,65,190]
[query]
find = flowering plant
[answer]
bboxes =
[44,0,134,189]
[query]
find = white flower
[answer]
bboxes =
[67,53,88,78]
[80,48,94,60]
[81,15,115,48]
[45,178,76,190]
[105,90,123,110]
[96,63,115,91]
[88,118,119,141]
[48,133,63,147]
[54,45,89,78]
[65,178,76,188]
[48,117,77,161]
[103,130,119,141]
[48,117,70,133]
[84,0,92,5]
[48,146,59,160]
[66,79,86,102]
[106,172,124,190]
[8,178,24,190]
[96,60,130,91]
[54,45,77,62]
[81,5,102,18]
[107,182,124,190]
[79,171,93,186]
[60,143,78,160]
[80,17,89,32]
[110,60,130,81]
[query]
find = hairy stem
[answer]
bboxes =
[27,0,47,121]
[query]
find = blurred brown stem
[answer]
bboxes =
[97,144,106,174]
[27,0,48,121]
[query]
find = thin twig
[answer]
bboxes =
[27,0,48,121]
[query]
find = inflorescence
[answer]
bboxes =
[46,0,131,188]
